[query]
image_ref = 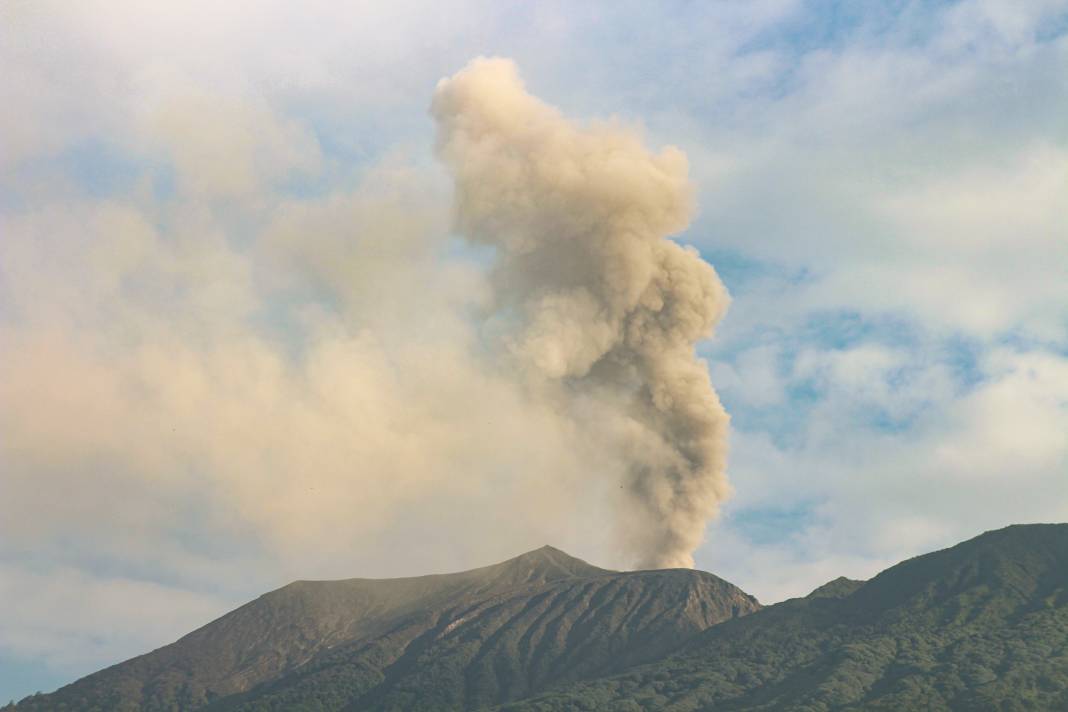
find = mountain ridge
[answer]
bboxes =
[11,525,1068,711]
[502,523,1068,711]
[9,545,757,711]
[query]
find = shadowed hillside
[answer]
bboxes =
[14,525,1068,712]
[502,523,1068,711]
[9,546,758,711]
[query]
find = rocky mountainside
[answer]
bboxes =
[14,524,1068,712]
[504,523,1068,711]
[10,546,758,711]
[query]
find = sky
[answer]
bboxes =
[2,0,1067,703]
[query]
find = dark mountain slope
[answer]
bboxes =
[11,546,758,712]
[806,577,864,600]
[503,523,1068,712]
[214,566,758,711]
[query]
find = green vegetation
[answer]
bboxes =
[503,524,1068,711]
[9,525,1068,711]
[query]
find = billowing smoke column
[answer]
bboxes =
[432,58,731,569]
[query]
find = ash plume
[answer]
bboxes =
[432,58,731,569]
[1,55,733,584]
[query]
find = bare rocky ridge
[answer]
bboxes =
[11,546,759,711]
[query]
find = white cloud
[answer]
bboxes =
[711,344,786,408]
[700,343,1068,602]
[933,348,1068,475]
[683,1,1068,341]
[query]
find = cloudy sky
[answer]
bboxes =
[2,0,1067,702]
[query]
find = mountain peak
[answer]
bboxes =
[488,544,612,585]
[512,544,585,563]
[518,544,565,557]
[14,542,755,711]
[807,576,865,599]
[850,522,1068,613]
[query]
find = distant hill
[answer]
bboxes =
[503,523,1068,711]
[9,545,758,711]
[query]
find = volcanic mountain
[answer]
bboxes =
[13,525,1068,711]
[10,546,759,711]
[504,523,1068,711]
